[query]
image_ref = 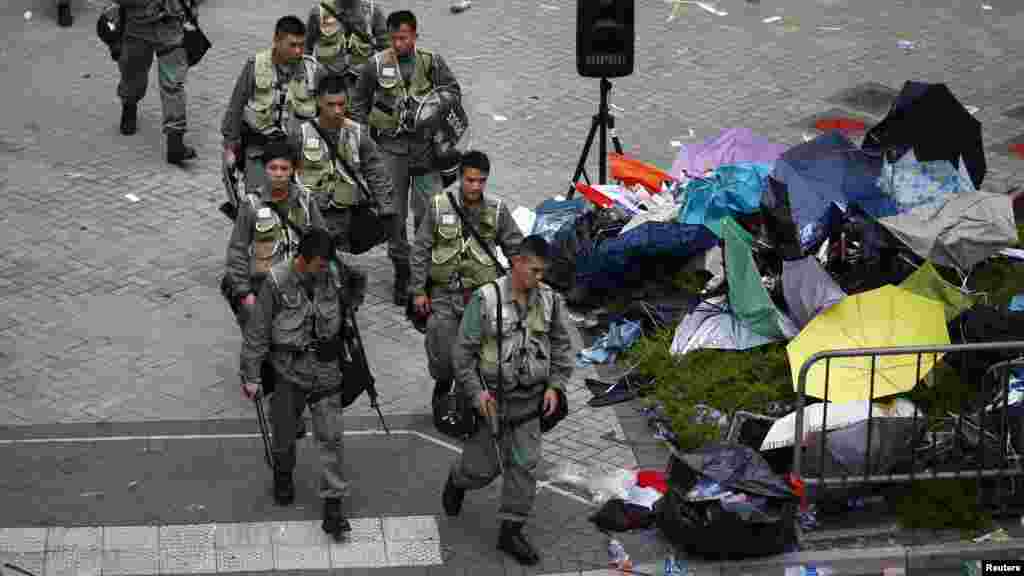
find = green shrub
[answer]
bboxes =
[894,479,992,534]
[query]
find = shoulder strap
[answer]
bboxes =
[446,191,507,275]
[489,279,505,436]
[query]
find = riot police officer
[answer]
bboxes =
[240,227,354,540]
[441,235,574,565]
[221,15,319,199]
[409,151,523,420]
[305,0,389,97]
[350,9,461,305]
[116,0,195,165]
[290,74,396,253]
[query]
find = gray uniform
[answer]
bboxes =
[117,0,188,134]
[225,182,326,314]
[305,0,389,91]
[241,260,349,498]
[221,56,318,197]
[409,190,522,384]
[349,51,459,269]
[288,119,396,252]
[449,276,575,523]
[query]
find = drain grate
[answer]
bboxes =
[826,83,899,117]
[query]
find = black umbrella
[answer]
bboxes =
[862,81,986,189]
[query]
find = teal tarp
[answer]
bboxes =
[722,216,791,339]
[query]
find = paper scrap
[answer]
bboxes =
[24,10,32,20]
[897,40,916,50]
[695,2,728,16]
[802,133,814,142]
[540,3,559,9]
[819,26,842,31]
[982,4,993,9]
[671,140,683,148]
[966,105,979,115]
[124,193,140,202]
[688,128,695,138]
[763,16,782,23]
[610,103,625,112]
[492,114,507,122]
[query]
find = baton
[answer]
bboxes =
[253,392,276,471]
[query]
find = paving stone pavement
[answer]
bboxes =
[2,0,1024,572]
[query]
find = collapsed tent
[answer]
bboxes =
[671,127,788,180]
[876,190,1017,273]
[862,81,986,189]
[575,221,717,293]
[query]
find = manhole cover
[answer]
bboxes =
[1005,105,1024,121]
[826,83,899,116]
[789,107,874,135]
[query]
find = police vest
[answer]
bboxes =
[430,193,502,289]
[299,120,366,208]
[244,50,318,137]
[478,278,555,393]
[248,192,313,279]
[367,48,434,135]
[313,3,346,72]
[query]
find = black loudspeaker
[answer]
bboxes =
[577,0,635,78]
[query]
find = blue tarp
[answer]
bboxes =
[772,132,895,248]
[676,163,773,237]
[575,221,717,292]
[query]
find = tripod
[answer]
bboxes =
[568,78,625,197]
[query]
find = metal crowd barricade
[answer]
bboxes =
[792,342,1024,512]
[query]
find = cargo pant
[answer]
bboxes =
[270,367,349,500]
[425,288,470,384]
[117,22,188,134]
[380,149,442,270]
[450,394,543,523]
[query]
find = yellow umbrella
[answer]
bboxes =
[787,284,951,403]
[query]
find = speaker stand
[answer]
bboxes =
[568,77,625,198]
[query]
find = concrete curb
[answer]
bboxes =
[547,541,1024,575]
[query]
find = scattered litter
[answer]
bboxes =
[185,503,206,512]
[671,140,683,148]
[3,562,39,576]
[492,114,507,122]
[452,55,484,61]
[695,2,728,16]
[965,105,979,115]
[786,566,834,576]
[128,480,140,490]
[666,0,727,20]
[82,73,91,79]
[124,193,140,202]
[819,26,843,31]
[24,10,32,20]
[763,16,782,23]
[802,133,814,142]
[1012,143,1024,159]
[973,527,1011,543]
[664,555,687,575]
[897,40,916,51]
[540,3,559,9]
[611,103,625,113]
[80,491,104,498]
[982,4,993,10]
[65,172,85,179]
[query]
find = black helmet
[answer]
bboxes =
[414,86,469,185]
[432,380,478,440]
[96,5,124,61]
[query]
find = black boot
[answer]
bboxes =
[321,498,351,541]
[119,104,137,135]
[273,470,295,506]
[58,3,73,27]
[166,132,197,165]
[392,264,410,306]
[497,521,540,566]
[442,472,465,517]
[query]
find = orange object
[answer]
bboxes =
[574,182,615,209]
[787,472,808,512]
[609,153,675,194]
[814,117,867,133]
[1011,143,1024,160]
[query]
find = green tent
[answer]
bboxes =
[722,217,790,339]
[898,261,977,322]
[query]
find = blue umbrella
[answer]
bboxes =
[771,132,896,249]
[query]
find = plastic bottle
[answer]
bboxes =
[607,539,633,572]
